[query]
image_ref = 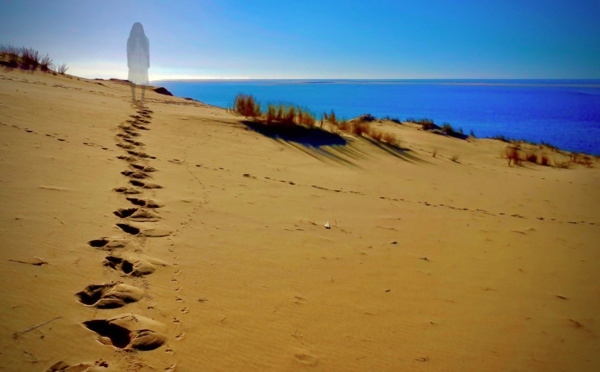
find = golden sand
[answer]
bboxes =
[0,69,599,371]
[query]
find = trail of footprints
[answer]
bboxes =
[55,103,181,370]
[240,172,598,226]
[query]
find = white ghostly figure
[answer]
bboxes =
[127,22,150,101]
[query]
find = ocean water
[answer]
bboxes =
[153,79,600,155]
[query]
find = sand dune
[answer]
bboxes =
[0,69,599,371]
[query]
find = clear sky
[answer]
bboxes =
[1,0,599,80]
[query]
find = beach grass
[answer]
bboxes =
[233,93,408,150]
[405,118,467,139]
[233,94,596,164]
[0,45,67,74]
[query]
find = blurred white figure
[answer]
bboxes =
[127,22,149,101]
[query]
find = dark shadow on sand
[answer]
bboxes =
[243,120,359,166]
[243,120,347,147]
[363,137,430,164]
[243,120,431,167]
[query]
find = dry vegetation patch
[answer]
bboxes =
[233,94,405,150]
[0,45,68,74]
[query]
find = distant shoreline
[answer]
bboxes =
[152,79,600,88]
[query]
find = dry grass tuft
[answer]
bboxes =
[362,125,402,148]
[381,132,396,144]
[326,110,338,125]
[234,93,261,118]
[237,94,318,128]
[20,47,39,70]
[338,119,351,132]
[505,146,522,166]
[56,63,69,75]
[352,122,370,137]
[0,45,67,74]
[368,128,383,141]
[39,54,53,72]
[266,104,277,123]
[406,118,436,130]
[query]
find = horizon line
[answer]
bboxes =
[147,78,600,88]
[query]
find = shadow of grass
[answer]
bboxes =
[243,120,347,147]
[363,137,429,164]
[243,120,429,167]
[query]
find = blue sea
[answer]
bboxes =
[153,79,600,155]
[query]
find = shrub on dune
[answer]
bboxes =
[20,47,40,70]
[352,122,370,137]
[299,109,316,127]
[266,104,277,123]
[328,110,338,125]
[56,63,69,75]
[0,45,68,74]
[381,132,396,145]
[234,93,261,118]
[505,146,522,166]
[283,106,296,125]
[39,54,53,72]
[337,119,351,132]
[369,127,383,141]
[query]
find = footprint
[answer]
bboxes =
[114,208,160,222]
[125,197,163,208]
[129,180,162,189]
[113,187,141,195]
[88,238,127,250]
[293,352,319,367]
[130,164,157,173]
[116,155,138,162]
[116,223,140,235]
[76,283,144,308]
[127,150,156,159]
[44,360,108,371]
[129,180,145,187]
[130,209,161,222]
[131,123,149,130]
[103,255,162,276]
[123,138,144,146]
[121,170,150,179]
[123,130,140,137]
[83,314,166,351]
[126,197,147,207]
[113,208,138,218]
[116,143,134,150]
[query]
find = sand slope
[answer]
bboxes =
[0,69,599,371]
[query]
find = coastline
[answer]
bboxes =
[152,78,600,88]
[153,79,600,156]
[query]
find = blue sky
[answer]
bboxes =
[1,0,599,79]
